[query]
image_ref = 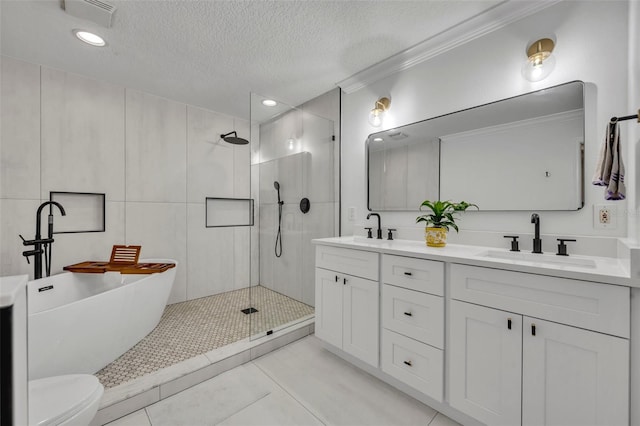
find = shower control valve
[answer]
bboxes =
[364,227,373,239]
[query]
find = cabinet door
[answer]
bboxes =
[449,301,522,426]
[315,268,343,349]
[522,317,629,426]
[343,275,379,367]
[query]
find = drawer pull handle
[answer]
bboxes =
[403,360,412,367]
[531,323,536,336]
[343,278,347,285]
[335,275,338,282]
[404,312,413,317]
[404,271,413,276]
[507,318,512,330]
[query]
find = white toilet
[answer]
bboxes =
[29,374,104,426]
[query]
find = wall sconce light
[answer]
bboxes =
[522,38,556,82]
[368,97,391,127]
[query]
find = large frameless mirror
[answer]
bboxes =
[366,81,585,211]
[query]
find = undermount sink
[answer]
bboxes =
[480,249,597,268]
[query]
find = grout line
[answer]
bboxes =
[252,349,327,426]
[427,411,440,425]
[213,391,272,425]
[143,407,152,426]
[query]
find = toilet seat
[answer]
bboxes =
[29,374,103,426]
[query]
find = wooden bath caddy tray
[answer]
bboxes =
[63,245,175,274]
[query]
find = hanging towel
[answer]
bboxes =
[592,122,625,200]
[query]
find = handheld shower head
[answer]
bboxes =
[274,181,282,204]
[220,131,249,145]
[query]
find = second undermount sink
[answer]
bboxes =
[480,249,597,268]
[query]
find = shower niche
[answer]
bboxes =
[249,91,338,339]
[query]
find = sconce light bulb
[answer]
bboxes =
[368,109,383,127]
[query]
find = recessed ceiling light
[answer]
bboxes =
[73,29,106,47]
[262,99,277,107]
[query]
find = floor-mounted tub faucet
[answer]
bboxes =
[367,213,382,239]
[531,213,542,254]
[20,201,66,279]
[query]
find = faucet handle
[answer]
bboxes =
[364,227,373,239]
[503,235,520,252]
[387,228,396,240]
[556,238,576,256]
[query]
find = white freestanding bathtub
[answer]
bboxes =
[27,259,176,380]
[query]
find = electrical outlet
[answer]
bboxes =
[347,207,356,222]
[594,204,617,229]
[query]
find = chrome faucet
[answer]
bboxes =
[20,201,66,279]
[531,213,542,254]
[366,212,382,239]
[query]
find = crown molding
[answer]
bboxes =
[336,0,562,94]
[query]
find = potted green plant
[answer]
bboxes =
[416,200,478,247]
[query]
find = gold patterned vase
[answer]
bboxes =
[425,227,447,247]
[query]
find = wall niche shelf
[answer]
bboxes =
[50,191,106,233]
[205,197,254,228]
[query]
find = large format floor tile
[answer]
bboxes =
[106,336,461,426]
[253,336,438,426]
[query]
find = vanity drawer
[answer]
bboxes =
[450,264,630,338]
[382,284,444,348]
[381,329,443,402]
[382,254,444,296]
[316,245,379,281]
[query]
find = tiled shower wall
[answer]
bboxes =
[251,90,340,307]
[0,56,250,304]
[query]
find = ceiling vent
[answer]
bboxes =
[63,0,116,28]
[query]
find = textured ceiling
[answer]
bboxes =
[1,0,504,120]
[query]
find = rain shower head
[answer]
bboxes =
[220,131,249,145]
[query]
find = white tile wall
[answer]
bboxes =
[41,68,125,200]
[0,57,40,199]
[125,90,187,203]
[126,202,187,304]
[1,58,255,304]
[0,199,41,279]
[186,202,235,299]
[186,106,234,202]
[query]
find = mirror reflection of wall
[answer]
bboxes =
[366,81,585,211]
[368,135,439,211]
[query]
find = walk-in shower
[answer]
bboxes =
[249,91,338,338]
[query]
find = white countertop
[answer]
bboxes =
[0,274,28,307]
[312,236,636,287]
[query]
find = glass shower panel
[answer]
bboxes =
[249,93,335,339]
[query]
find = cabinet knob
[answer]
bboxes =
[507,318,512,330]
[403,360,412,367]
[404,311,413,317]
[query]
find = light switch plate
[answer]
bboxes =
[593,204,617,229]
[347,207,356,222]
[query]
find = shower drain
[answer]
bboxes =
[241,307,258,314]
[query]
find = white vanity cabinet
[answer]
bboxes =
[449,264,630,426]
[315,245,379,367]
[380,254,445,402]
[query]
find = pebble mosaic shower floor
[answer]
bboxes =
[96,285,314,389]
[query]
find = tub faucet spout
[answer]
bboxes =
[531,213,542,254]
[22,201,66,279]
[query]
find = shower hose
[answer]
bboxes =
[275,200,283,258]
